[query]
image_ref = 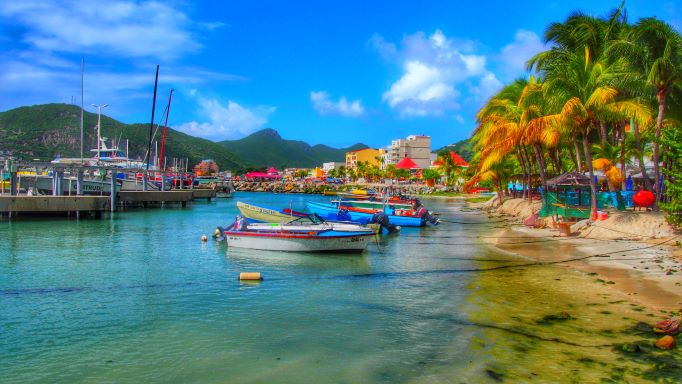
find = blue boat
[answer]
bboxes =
[306,201,435,227]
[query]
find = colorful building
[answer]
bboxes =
[385,135,431,169]
[345,148,382,170]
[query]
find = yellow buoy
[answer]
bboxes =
[201,235,208,242]
[239,272,262,281]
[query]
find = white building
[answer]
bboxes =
[322,162,345,172]
[386,135,431,168]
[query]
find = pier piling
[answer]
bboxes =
[110,171,116,212]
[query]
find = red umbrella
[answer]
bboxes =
[395,157,420,169]
[449,151,468,167]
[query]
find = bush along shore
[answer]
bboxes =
[232,181,463,196]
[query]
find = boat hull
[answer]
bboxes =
[337,200,413,210]
[222,231,373,253]
[19,175,121,195]
[237,201,295,223]
[307,201,425,227]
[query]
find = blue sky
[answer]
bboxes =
[1,1,680,149]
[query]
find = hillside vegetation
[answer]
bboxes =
[0,103,249,171]
[219,128,367,168]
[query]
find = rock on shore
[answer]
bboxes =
[232,181,457,196]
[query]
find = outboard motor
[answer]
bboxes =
[234,215,248,231]
[213,220,238,241]
[418,208,439,226]
[371,212,400,234]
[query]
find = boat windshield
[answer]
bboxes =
[285,214,325,225]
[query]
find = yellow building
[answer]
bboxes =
[345,148,383,170]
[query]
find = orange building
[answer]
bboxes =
[345,148,382,170]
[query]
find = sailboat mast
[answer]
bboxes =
[159,89,174,171]
[146,65,159,172]
[80,57,84,163]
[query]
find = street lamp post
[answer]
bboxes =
[91,103,108,157]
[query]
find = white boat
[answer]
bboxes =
[246,214,375,234]
[214,217,374,253]
[17,174,121,195]
[52,136,147,168]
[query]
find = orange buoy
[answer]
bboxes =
[201,234,208,242]
[239,272,262,281]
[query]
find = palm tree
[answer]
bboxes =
[337,165,347,179]
[385,164,397,180]
[538,47,651,215]
[633,18,682,204]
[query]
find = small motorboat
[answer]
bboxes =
[306,201,438,227]
[246,214,375,234]
[213,216,374,253]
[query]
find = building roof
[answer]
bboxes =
[546,172,591,187]
[433,151,468,167]
[346,147,377,154]
[395,157,420,169]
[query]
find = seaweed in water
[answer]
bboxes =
[536,312,575,325]
[485,367,505,382]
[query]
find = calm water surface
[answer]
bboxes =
[0,193,675,383]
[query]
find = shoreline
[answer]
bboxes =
[232,180,463,196]
[474,196,682,311]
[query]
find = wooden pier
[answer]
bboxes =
[191,188,217,201]
[0,162,228,218]
[0,196,110,217]
[118,191,193,207]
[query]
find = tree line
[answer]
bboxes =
[468,3,682,225]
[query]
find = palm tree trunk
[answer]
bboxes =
[599,120,608,145]
[516,147,527,199]
[652,90,666,208]
[620,123,626,190]
[533,143,548,193]
[548,149,560,175]
[573,138,583,172]
[522,146,534,201]
[498,179,505,205]
[582,133,598,218]
[555,148,563,174]
[632,119,652,191]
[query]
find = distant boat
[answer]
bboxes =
[52,136,147,168]
[17,173,121,195]
[214,217,374,253]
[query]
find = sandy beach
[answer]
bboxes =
[476,196,682,311]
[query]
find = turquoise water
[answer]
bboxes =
[0,193,670,383]
[2,193,492,383]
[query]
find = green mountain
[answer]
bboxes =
[0,103,249,171]
[433,138,474,162]
[219,128,367,168]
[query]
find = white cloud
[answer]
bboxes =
[0,1,200,60]
[378,29,489,117]
[310,91,364,117]
[499,30,546,76]
[177,98,275,140]
[368,33,397,60]
[469,71,503,102]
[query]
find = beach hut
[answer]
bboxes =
[540,172,593,220]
